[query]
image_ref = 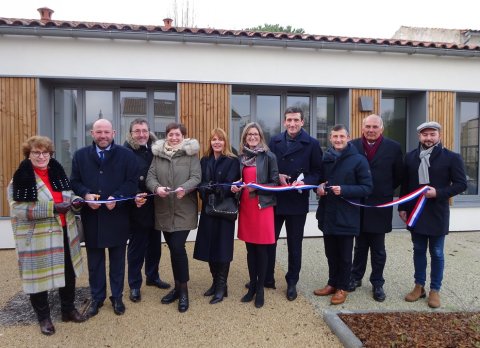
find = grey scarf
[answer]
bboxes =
[418,145,435,184]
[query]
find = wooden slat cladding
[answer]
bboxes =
[0,78,38,216]
[350,89,381,138]
[428,91,455,150]
[179,83,230,155]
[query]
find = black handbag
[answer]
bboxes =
[205,193,238,221]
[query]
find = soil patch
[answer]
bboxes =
[340,311,480,347]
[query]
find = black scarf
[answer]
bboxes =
[12,158,71,202]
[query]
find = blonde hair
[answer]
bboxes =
[239,122,269,155]
[204,128,236,158]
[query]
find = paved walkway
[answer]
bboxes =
[0,230,478,347]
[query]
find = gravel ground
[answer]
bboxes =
[0,241,341,348]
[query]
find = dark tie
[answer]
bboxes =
[99,150,105,160]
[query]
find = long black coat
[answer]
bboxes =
[351,137,403,233]
[316,143,373,236]
[70,141,139,248]
[398,143,467,236]
[269,129,323,215]
[124,134,156,229]
[194,154,240,262]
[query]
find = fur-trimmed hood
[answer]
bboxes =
[151,138,200,157]
[125,131,158,150]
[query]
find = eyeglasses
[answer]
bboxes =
[131,130,149,134]
[30,151,51,158]
[247,133,260,138]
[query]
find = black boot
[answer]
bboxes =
[178,282,189,313]
[255,286,265,308]
[210,263,229,304]
[204,262,216,297]
[241,281,256,303]
[161,280,179,304]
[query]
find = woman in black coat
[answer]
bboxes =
[194,128,240,304]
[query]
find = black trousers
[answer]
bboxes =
[127,226,163,289]
[245,242,268,288]
[351,232,386,287]
[86,244,126,302]
[30,227,76,321]
[323,235,354,290]
[266,214,307,285]
[163,230,190,283]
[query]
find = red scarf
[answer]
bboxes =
[361,135,383,162]
[34,167,66,227]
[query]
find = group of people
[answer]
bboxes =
[7,107,467,336]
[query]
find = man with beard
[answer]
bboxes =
[399,121,466,308]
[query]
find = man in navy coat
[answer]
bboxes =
[71,119,138,317]
[348,114,403,302]
[399,121,466,308]
[266,106,322,301]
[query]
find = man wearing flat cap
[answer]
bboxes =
[398,121,466,308]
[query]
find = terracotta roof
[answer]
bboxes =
[1,17,479,53]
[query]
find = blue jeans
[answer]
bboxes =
[411,232,445,291]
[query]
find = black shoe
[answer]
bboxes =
[39,317,55,335]
[241,287,256,303]
[286,284,297,301]
[373,286,386,302]
[161,289,179,304]
[110,296,125,315]
[347,279,362,292]
[146,278,171,289]
[245,280,276,289]
[61,309,87,323]
[255,288,264,308]
[178,294,189,312]
[129,288,141,303]
[87,300,103,318]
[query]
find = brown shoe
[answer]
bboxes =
[428,290,441,308]
[405,284,426,302]
[313,285,336,296]
[62,309,87,323]
[331,290,348,305]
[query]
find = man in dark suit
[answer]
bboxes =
[266,106,322,301]
[348,114,403,302]
[399,121,466,308]
[125,118,170,304]
[71,119,138,317]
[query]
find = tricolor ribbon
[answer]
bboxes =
[80,182,430,228]
[339,185,430,227]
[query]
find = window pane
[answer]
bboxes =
[120,91,147,145]
[460,101,479,195]
[381,97,407,153]
[256,95,281,145]
[85,91,114,145]
[232,93,251,154]
[154,91,176,138]
[286,96,310,132]
[316,96,335,149]
[54,89,78,176]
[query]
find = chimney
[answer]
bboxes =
[163,18,173,29]
[37,7,54,21]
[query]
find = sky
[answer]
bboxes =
[2,0,479,39]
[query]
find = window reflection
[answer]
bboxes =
[460,101,479,195]
[120,91,147,145]
[85,91,114,145]
[231,94,251,154]
[54,89,78,176]
[381,97,407,153]
[154,91,176,138]
[256,95,281,145]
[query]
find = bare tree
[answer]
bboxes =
[170,0,196,27]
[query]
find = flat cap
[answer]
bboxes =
[417,121,442,132]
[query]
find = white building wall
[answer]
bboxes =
[1,36,479,92]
